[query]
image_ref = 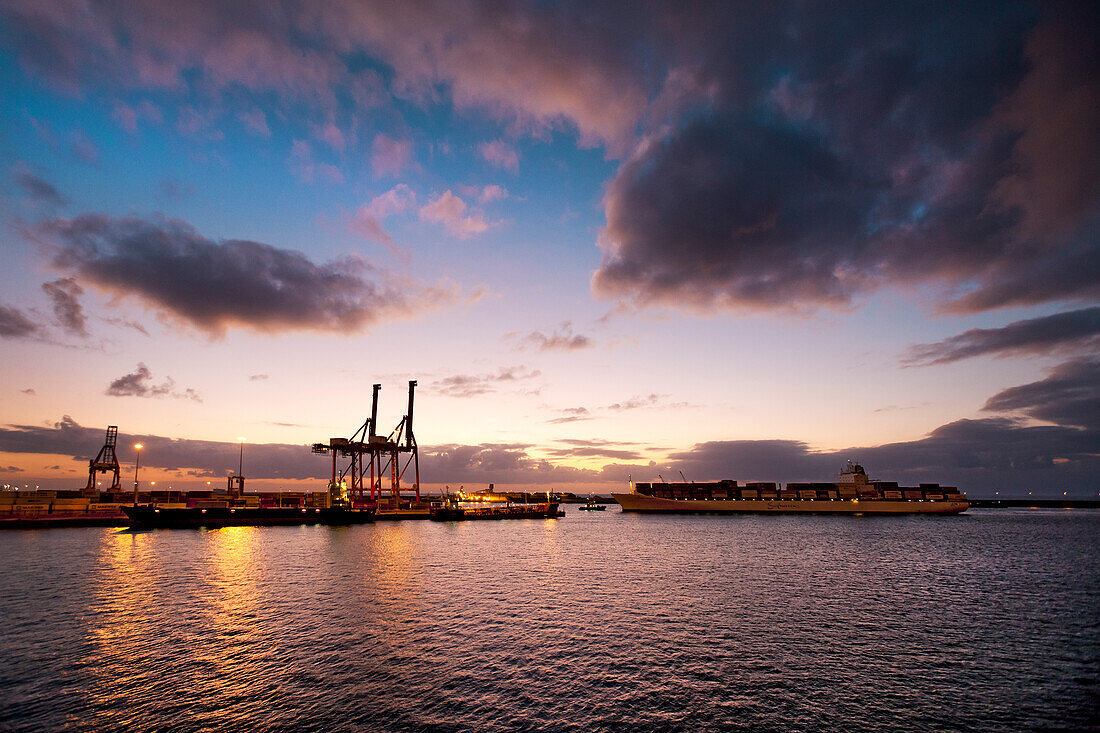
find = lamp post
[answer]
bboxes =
[133,444,144,506]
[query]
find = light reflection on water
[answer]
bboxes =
[0,509,1097,731]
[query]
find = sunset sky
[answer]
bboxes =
[0,1,1096,496]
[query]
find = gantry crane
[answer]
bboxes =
[85,425,121,493]
[312,381,420,508]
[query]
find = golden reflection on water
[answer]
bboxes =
[79,527,269,727]
[83,530,161,727]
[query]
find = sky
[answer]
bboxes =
[0,1,1097,497]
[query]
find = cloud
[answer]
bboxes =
[419,443,599,486]
[0,1,648,152]
[435,366,540,398]
[479,139,519,173]
[20,389,36,395]
[592,4,1100,316]
[159,179,196,199]
[176,105,224,141]
[904,308,1100,366]
[370,134,413,176]
[350,184,416,248]
[546,407,590,424]
[315,121,345,151]
[0,416,328,480]
[0,305,40,339]
[0,416,606,485]
[69,130,99,164]
[12,164,67,206]
[607,394,661,411]
[249,373,268,381]
[512,322,592,352]
[982,359,1099,431]
[543,438,644,461]
[419,190,495,238]
[457,184,509,204]
[41,277,87,337]
[287,139,343,183]
[656,417,1100,495]
[112,99,162,132]
[238,106,271,137]
[36,213,456,336]
[105,362,202,401]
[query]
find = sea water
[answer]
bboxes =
[0,508,1096,731]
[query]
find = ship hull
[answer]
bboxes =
[612,493,968,515]
[122,505,375,528]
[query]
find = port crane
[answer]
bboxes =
[312,381,420,508]
[85,425,121,492]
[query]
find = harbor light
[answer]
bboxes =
[133,443,143,505]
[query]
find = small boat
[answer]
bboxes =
[577,497,606,511]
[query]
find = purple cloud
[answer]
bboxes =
[479,140,519,173]
[982,359,1099,431]
[105,362,202,401]
[434,366,541,398]
[370,134,413,177]
[592,4,1100,316]
[419,190,495,239]
[287,140,343,183]
[37,213,456,336]
[0,305,40,339]
[512,322,592,352]
[904,308,1100,366]
[351,184,416,248]
[41,277,87,337]
[12,164,67,206]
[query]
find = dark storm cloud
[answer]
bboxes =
[982,359,1099,431]
[41,277,87,337]
[0,305,40,339]
[36,213,452,336]
[594,3,1100,315]
[105,362,202,402]
[904,308,1100,365]
[12,165,67,206]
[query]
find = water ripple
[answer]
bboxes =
[0,509,1097,731]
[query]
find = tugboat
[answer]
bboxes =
[577,496,606,511]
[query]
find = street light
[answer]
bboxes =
[133,444,144,505]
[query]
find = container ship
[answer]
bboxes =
[613,463,968,515]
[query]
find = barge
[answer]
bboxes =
[122,504,375,529]
[613,463,968,515]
